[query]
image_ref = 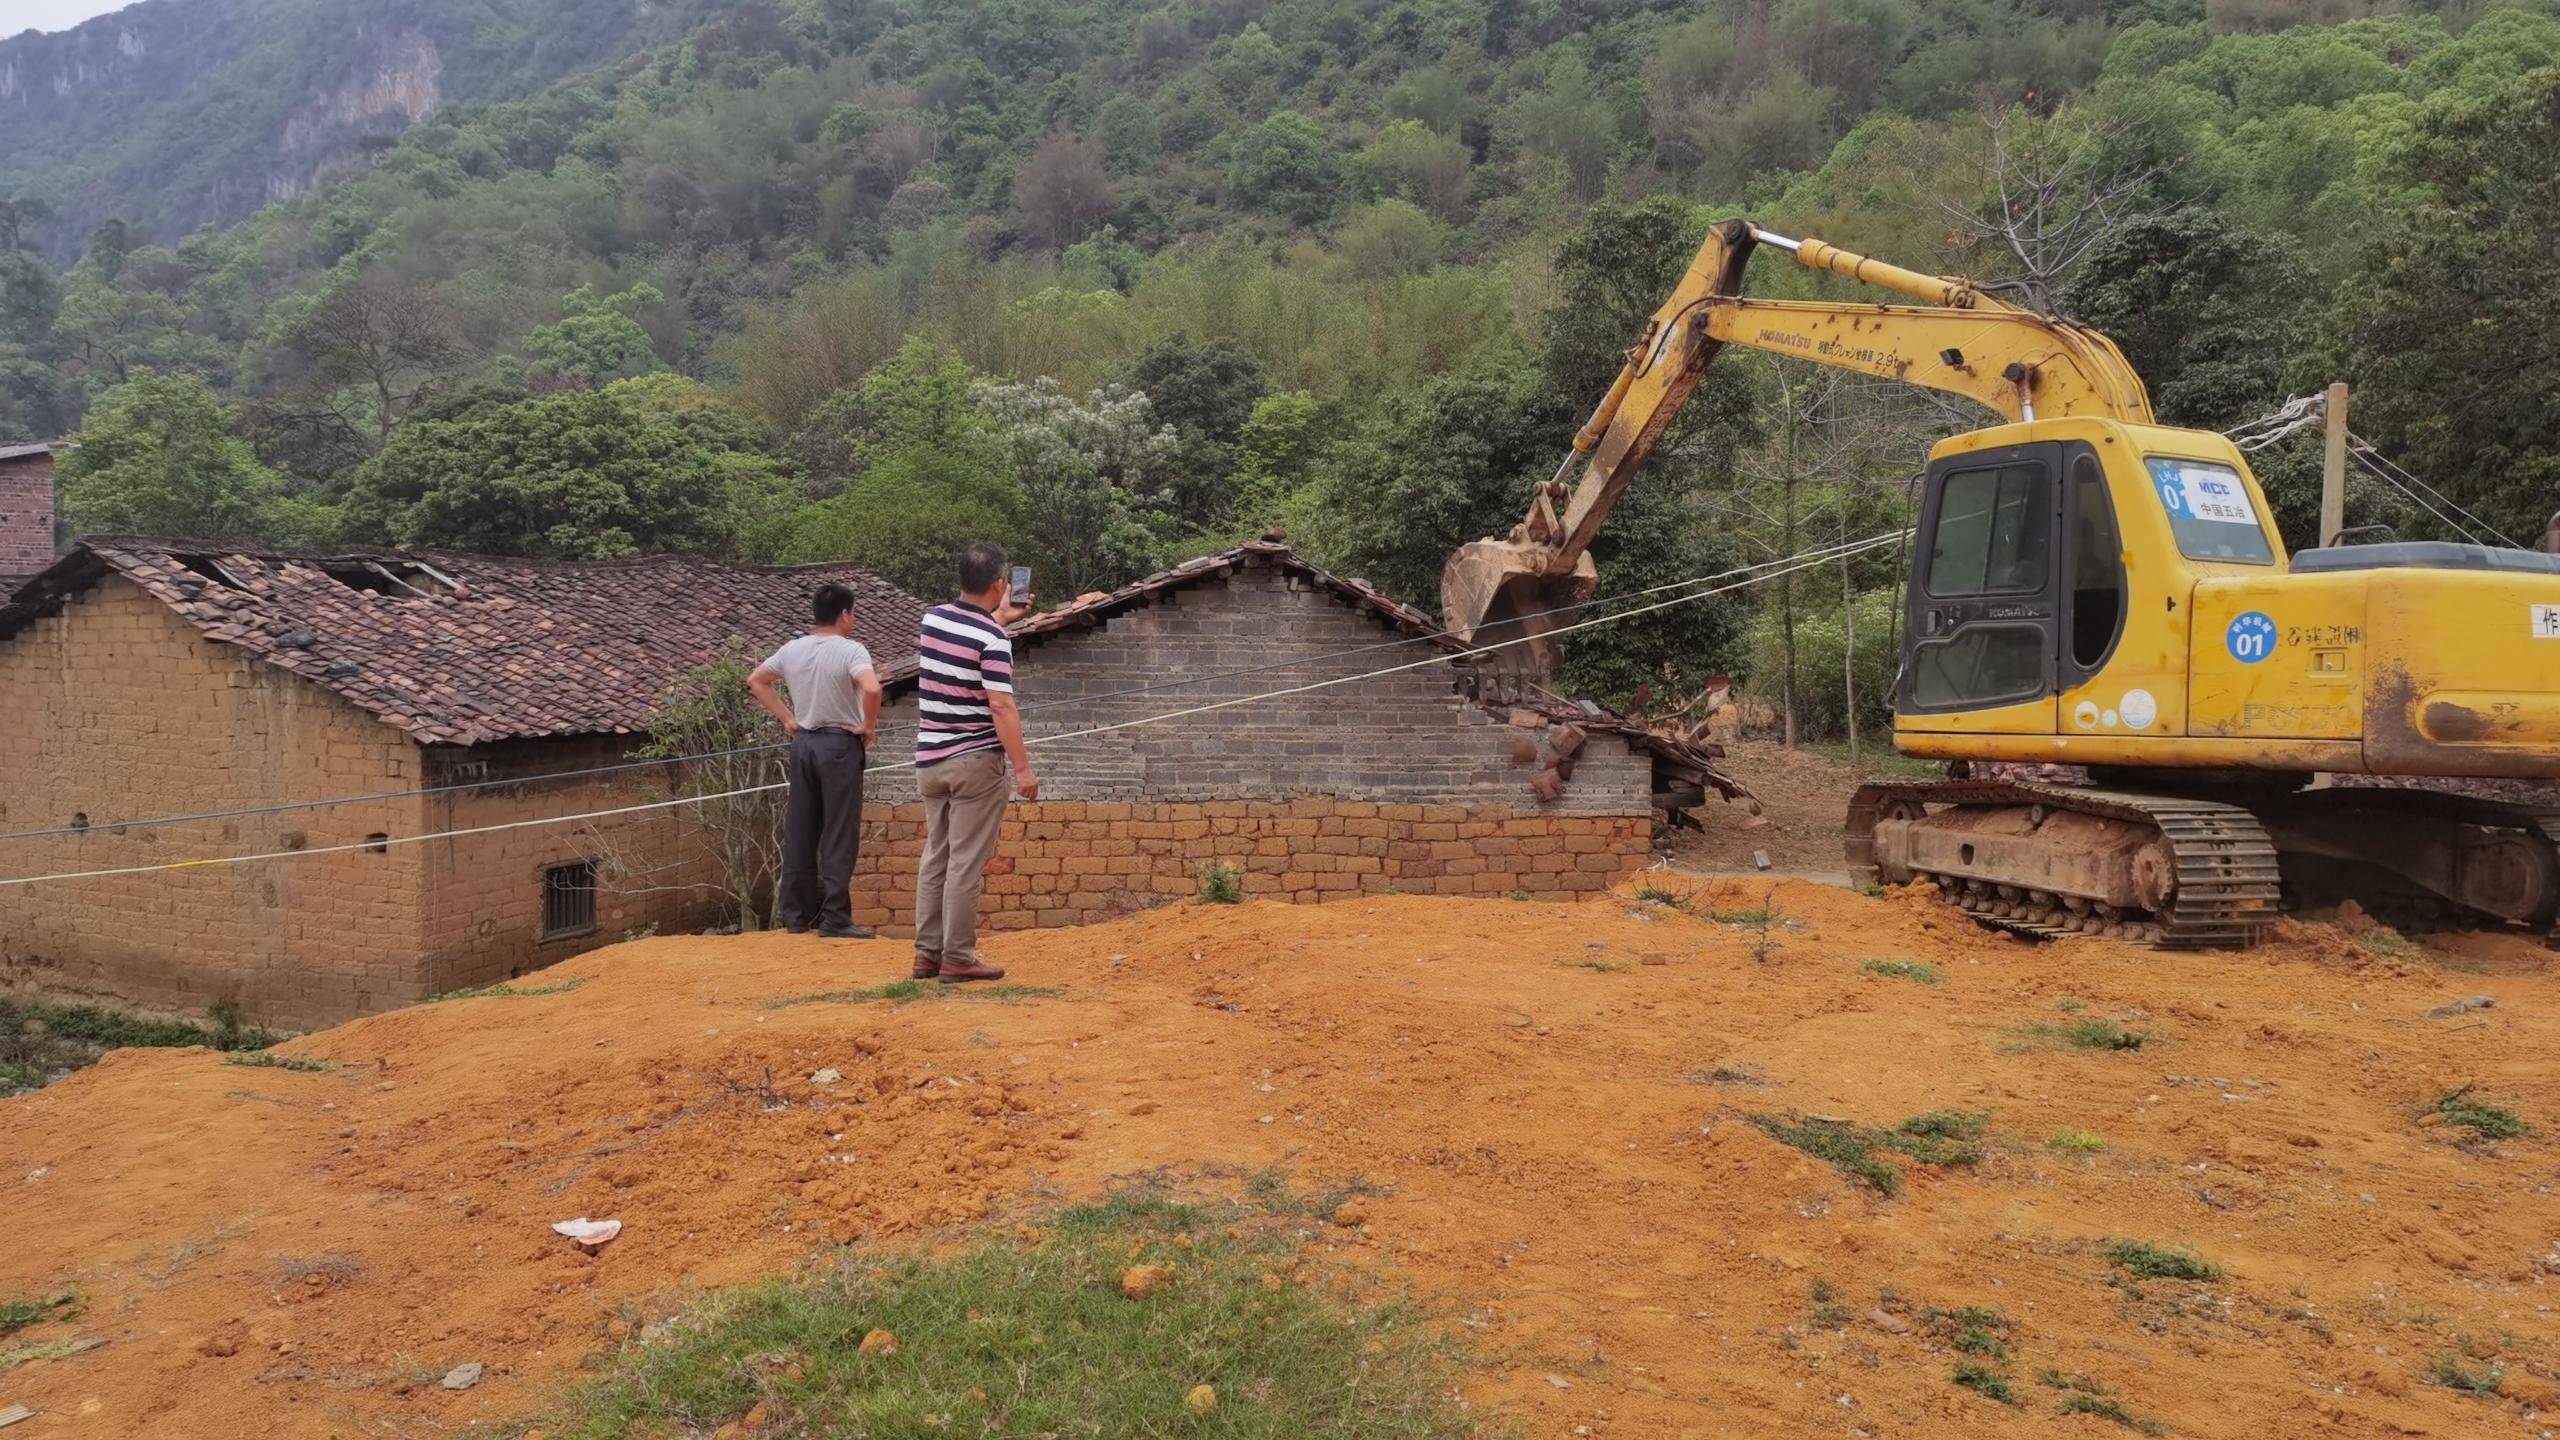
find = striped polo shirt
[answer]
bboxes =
[914,600,1014,767]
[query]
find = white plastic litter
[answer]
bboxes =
[552,1217,622,1250]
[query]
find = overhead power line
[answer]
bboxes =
[0,533,1901,845]
[0,535,1901,891]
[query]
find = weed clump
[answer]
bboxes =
[1751,1111,1990,1196]
[2014,1017,2152,1052]
[1862,959,1939,984]
[433,979,583,1001]
[2427,1348,2505,1395]
[1197,861,1244,905]
[2426,1086,2525,1140]
[2104,1241,2219,1281]
[1953,1362,2015,1403]
[1632,885,1690,909]
[220,1052,333,1073]
[2047,1129,2108,1153]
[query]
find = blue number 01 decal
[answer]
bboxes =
[2226,610,2276,664]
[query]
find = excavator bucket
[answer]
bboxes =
[1441,540,1597,692]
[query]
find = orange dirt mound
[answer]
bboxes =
[5,881,2557,1437]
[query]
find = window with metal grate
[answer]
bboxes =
[541,860,597,940]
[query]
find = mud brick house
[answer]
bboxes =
[0,442,64,589]
[843,540,1743,935]
[0,538,924,1030]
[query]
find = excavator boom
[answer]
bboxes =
[1442,218,2151,682]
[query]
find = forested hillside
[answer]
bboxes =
[0,0,741,256]
[2,0,2554,723]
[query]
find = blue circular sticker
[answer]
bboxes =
[2226,611,2276,664]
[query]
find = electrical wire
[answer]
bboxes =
[0,538,1895,890]
[2346,432,2521,549]
[0,532,1905,845]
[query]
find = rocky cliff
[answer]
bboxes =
[0,0,734,258]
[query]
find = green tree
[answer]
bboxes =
[1226,111,1338,223]
[57,370,311,541]
[1352,120,1472,219]
[787,336,990,493]
[344,379,772,559]
[514,283,667,389]
[1114,335,1269,527]
[2344,64,2560,543]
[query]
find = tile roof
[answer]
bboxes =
[974,536,1752,811]
[998,537,1442,655]
[0,538,927,746]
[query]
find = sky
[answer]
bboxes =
[9,0,150,36]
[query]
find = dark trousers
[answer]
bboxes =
[780,729,866,932]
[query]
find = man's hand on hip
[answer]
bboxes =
[779,716,801,738]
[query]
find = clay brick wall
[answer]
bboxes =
[848,558,1653,932]
[0,577,433,1029]
[0,577,755,1030]
[0,449,57,582]
[415,741,740,993]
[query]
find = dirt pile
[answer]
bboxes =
[4,881,2557,1437]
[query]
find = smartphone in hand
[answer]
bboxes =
[1010,565,1032,602]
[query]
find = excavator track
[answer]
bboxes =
[2250,787,2560,949]
[1847,780,2285,948]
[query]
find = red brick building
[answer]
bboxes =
[0,442,63,590]
[0,539,923,1029]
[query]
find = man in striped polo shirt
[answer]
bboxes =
[912,541,1040,983]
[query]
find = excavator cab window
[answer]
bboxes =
[2065,449,2126,679]
[1903,448,2062,714]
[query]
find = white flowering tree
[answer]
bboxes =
[973,376,1180,594]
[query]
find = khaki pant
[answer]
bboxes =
[914,748,1010,967]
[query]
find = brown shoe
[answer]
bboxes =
[912,955,941,981]
[937,957,1006,984]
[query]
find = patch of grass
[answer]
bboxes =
[432,978,585,1001]
[1239,1165,1385,1224]
[0,1292,76,1339]
[775,982,1063,1007]
[1952,1325,2010,1361]
[1858,883,1889,899]
[1751,1111,1989,1196]
[2062,1394,2168,1433]
[1632,885,1690,909]
[2426,1086,2526,1140]
[0,1337,88,1372]
[2013,1017,2152,1052]
[529,1187,1474,1439]
[1505,890,1535,902]
[2103,1241,2219,1282]
[1952,1363,2015,1403]
[2426,1349,2505,1396]
[0,996,272,1053]
[1566,957,1628,973]
[1862,959,1939,984]
[0,1059,41,1094]
[2046,1129,2108,1154]
[1805,1278,1851,1329]
[1752,1114,1901,1196]
[218,1044,331,1073]
[1197,861,1244,905]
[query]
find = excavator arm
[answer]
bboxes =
[1442,218,2154,682]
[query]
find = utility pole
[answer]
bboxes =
[2319,382,2348,548]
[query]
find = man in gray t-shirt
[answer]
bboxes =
[749,583,884,938]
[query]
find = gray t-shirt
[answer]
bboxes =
[762,633,876,731]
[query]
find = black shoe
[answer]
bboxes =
[820,924,877,940]
[785,925,811,935]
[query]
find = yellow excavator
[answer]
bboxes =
[1445,218,2560,946]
